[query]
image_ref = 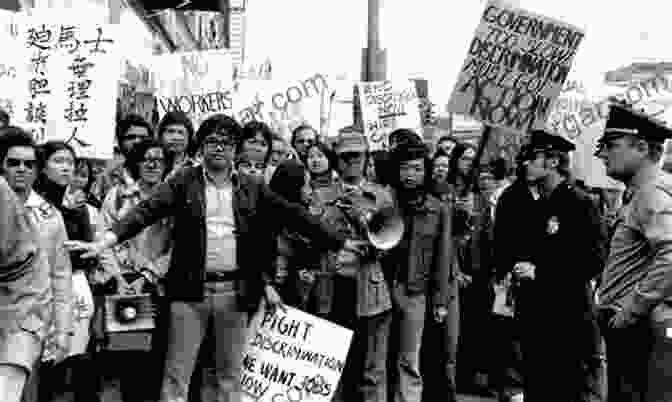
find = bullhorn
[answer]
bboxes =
[361,205,404,250]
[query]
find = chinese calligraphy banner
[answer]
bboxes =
[241,306,353,402]
[153,49,235,128]
[447,0,584,135]
[0,10,25,124]
[357,79,423,152]
[15,12,120,159]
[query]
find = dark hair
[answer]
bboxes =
[116,114,153,149]
[447,142,477,195]
[489,157,510,181]
[389,128,422,148]
[41,141,76,166]
[124,138,171,181]
[157,111,195,154]
[290,124,317,149]
[387,144,432,191]
[437,135,457,146]
[194,114,242,151]
[0,126,37,169]
[305,141,336,174]
[75,159,96,195]
[0,108,9,127]
[238,121,274,162]
[269,159,307,204]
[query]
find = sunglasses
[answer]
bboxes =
[123,134,148,141]
[204,138,236,149]
[237,161,267,171]
[6,158,37,169]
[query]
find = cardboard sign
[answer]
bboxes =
[448,0,585,135]
[153,49,235,128]
[241,306,353,402]
[15,13,121,159]
[357,79,423,151]
[0,11,24,125]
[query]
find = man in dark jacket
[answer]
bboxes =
[492,145,546,402]
[514,130,607,402]
[65,114,357,402]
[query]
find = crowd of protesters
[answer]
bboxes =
[0,98,671,402]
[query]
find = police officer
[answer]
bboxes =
[595,104,672,402]
[513,130,607,402]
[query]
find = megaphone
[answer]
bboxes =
[362,205,405,250]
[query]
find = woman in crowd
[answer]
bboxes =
[269,159,325,312]
[421,147,461,402]
[305,141,338,193]
[98,138,172,402]
[431,150,452,202]
[157,111,197,179]
[290,124,318,162]
[447,142,496,396]
[69,159,102,209]
[34,141,101,402]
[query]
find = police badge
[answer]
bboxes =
[547,216,560,234]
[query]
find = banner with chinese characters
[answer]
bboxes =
[357,79,423,152]
[153,49,235,128]
[447,0,584,135]
[0,10,24,124]
[15,13,121,160]
[241,306,353,402]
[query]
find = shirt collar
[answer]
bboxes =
[24,190,45,209]
[203,166,238,188]
[628,163,660,195]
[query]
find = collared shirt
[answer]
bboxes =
[598,166,672,315]
[99,179,172,282]
[204,168,237,273]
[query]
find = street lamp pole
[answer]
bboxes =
[354,0,386,126]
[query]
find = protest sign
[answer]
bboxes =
[448,0,585,135]
[118,59,156,125]
[0,10,24,123]
[241,306,353,402]
[153,49,235,127]
[15,13,121,160]
[357,79,423,151]
[234,73,331,139]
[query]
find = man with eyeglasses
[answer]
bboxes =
[65,114,360,402]
[0,128,67,402]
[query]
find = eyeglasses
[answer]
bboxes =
[204,138,236,150]
[296,138,315,145]
[6,158,37,169]
[338,152,365,161]
[237,161,267,171]
[141,157,165,166]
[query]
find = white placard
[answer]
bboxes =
[447,0,585,135]
[153,49,235,128]
[15,13,121,159]
[357,79,423,152]
[241,306,353,402]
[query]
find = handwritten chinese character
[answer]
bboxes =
[67,80,92,101]
[25,101,47,124]
[57,25,80,54]
[30,51,49,75]
[64,127,91,148]
[29,78,51,99]
[83,27,113,54]
[26,24,53,51]
[68,56,94,80]
[64,101,88,123]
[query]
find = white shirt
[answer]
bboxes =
[204,170,237,272]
